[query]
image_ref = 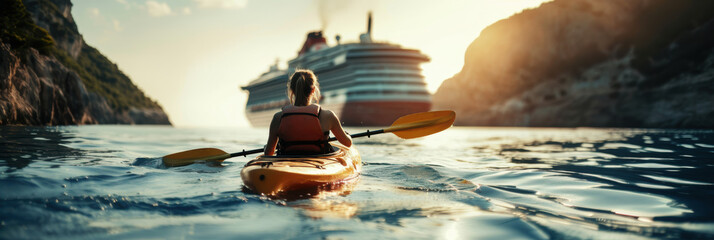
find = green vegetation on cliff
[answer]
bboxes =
[0,0,54,54]
[78,45,161,110]
[52,45,161,111]
[4,0,161,111]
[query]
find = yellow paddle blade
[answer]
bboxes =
[162,148,231,167]
[385,110,456,139]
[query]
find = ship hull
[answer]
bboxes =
[245,101,431,127]
[326,101,431,126]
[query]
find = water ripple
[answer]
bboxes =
[2,126,714,239]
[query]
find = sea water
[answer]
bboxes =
[1,125,713,239]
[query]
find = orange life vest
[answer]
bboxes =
[277,105,330,155]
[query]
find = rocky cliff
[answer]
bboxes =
[432,0,714,128]
[0,0,171,125]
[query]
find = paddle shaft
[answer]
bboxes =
[227,129,387,158]
[329,129,385,141]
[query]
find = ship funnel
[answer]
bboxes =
[367,12,372,35]
[298,31,328,56]
[359,12,373,43]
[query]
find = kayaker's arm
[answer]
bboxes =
[264,112,282,156]
[328,110,352,147]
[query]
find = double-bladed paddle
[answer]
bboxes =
[162,110,455,167]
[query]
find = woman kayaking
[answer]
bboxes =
[264,69,352,156]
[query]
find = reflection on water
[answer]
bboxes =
[0,126,84,170]
[292,199,359,219]
[1,126,713,239]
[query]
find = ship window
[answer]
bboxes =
[408,91,429,95]
[355,81,426,86]
[357,65,420,71]
[358,73,423,78]
[347,90,429,96]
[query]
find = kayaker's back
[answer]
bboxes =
[277,104,331,155]
[263,69,352,156]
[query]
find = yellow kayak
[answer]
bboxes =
[240,143,362,199]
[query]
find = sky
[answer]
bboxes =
[71,0,551,128]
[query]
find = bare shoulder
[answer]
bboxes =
[320,109,336,117]
[319,109,340,126]
[269,111,283,129]
[320,109,339,121]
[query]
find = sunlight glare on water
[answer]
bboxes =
[1,125,713,239]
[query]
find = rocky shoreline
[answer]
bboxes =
[432,0,714,128]
[0,0,170,125]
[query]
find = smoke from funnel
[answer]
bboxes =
[316,0,374,31]
[316,0,341,30]
[317,0,327,30]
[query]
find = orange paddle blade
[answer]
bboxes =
[162,148,231,167]
[386,110,455,139]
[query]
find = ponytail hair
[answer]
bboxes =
[287,69,320,106]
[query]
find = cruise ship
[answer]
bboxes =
[241,13,431,126]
